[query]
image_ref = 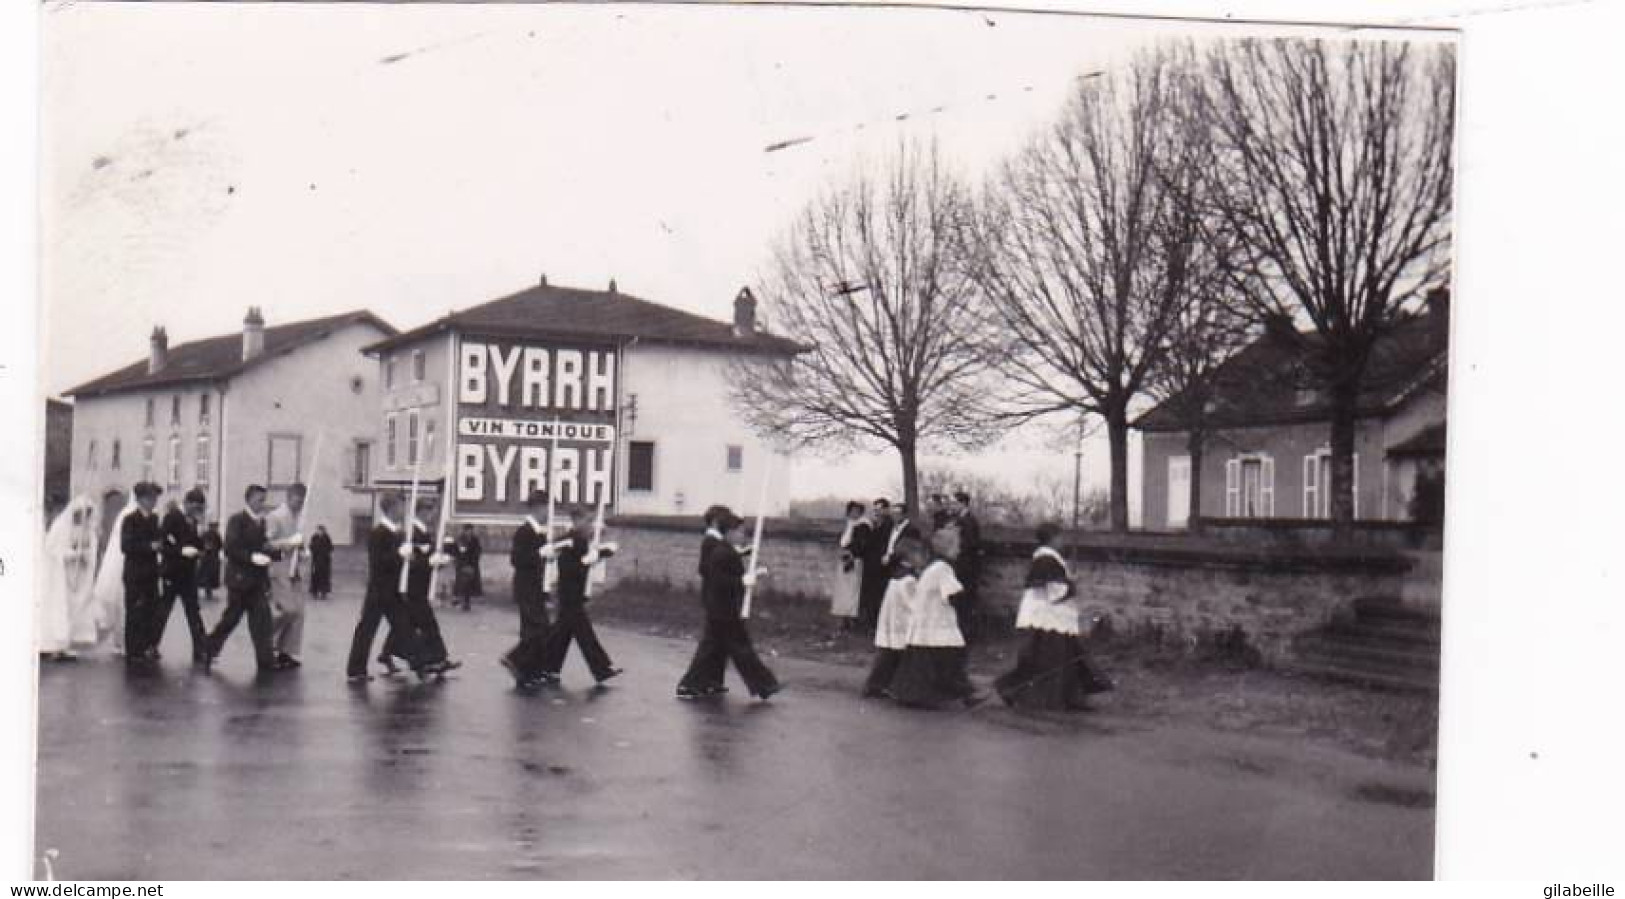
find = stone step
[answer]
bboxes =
[1286,659,1439,695]
[1322,619,1442,647]
[1294,636,1440,675]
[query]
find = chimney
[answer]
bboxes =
[539,273,548,286]
[607,278,618,294]
[148,326,169,374]
[1425,285,1450,346]
[733,286,758,337]
[242,307,266,361]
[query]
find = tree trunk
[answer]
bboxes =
[1186,426,1205,535]
[897,441,921,517]
[1328,378,1360,536]
[1106,402,1131,532]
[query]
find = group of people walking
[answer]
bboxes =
[37,481,337,671]
[40,479,1108,714]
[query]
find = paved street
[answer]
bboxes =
[33,587,1435,879]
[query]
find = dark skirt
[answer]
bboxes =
[863,648,903,697]
[993,629,1112,711]
[309,556,333,595]
[453,563,483,598]
[198,555,221,590]
[889,646,974,709]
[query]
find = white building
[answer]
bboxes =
[64,308,397,544]
[363,279,804,523]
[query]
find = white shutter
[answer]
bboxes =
[1224,459,1240,517]
[1302,454,1318,518]
[1261,456,1276,517]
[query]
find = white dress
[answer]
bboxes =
[830,521,863,619]
[872,574,917,650]
[37,497,102,654]
[903,560,965,648]
[92,498,137,652]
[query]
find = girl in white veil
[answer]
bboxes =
[92,490,137,656]
[38,495,102,660]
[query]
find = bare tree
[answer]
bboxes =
[967,47,1208,532]
[1199,38,1455,531]
[731,142,1001,511]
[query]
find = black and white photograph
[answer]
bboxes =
[5,0,1623,887]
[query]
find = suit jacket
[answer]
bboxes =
[861,518,893,568]
[954,511,983,582]
[554,535,594,608]
[406,522,434,600]
[223,510,279,593]
[510,521,547,599]
[365,522,405,598]
[159,508,204,586]
[121,508,162,587]
[700,538,747,622]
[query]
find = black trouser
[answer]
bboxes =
[124,579,159,660]
[537,602,614,679]
[678,617,779,696]
[347,588,426,677]
[857,571,888,629]
[385,591,448,663]
[513,575,551,642]
[208,583,275,671]
[151,577,208,660]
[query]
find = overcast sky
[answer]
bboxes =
[38,3,1364,508]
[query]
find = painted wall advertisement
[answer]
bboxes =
[452,336,617,520]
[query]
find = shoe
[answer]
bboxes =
[274,653,302,670]
[755,683,783,701]
[437,658,463,673]
[675,685,702,700]
[377,655,400,675]
[963,691,990,709]
[595,667,624,684]
[500,656,525,686]
[347,673,373,684]
[704,685,730,696]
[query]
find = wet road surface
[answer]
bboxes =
[33,590,1435,879]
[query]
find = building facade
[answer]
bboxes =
[64,308,396,544]
[363,279,804,527]
[1136,295,1449,531]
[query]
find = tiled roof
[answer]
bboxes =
[65,310,397,399]
[362,282,807,356]
[1387,422,1447,458]
[1134,312,1447,433]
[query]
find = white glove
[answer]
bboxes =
[429,552,452,567]
[285,533,304,548]
[398,545,414,560]
[540,543,561,560]
[584,550,600,566]
[742,572,761,588]
[595,541,619,556]
[251,552,272,567]
[180,546,200,559]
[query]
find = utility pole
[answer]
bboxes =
[1071,413,1085,529]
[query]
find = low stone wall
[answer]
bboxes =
[435,515,1436,666]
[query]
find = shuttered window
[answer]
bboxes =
[628,441,655,492]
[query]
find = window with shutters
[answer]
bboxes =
[168,434,182,489]
[726,445,743,473]
[111,439,122,471]
[87,439,99,471]
[1304,449,1360,519]
[171,395,182,426]
[385,414,398,469]
[352,441,372,486]
[199,393,211,425]
[141,435,155,480]
[196,433,210,486]
[424,416,437,463]
[1225,454,1273,518]
[407,410,420,466]
[145,398,155,429]
[412,349,427,383]
[628,441,655,492]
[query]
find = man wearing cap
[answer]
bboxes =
[204,484,282,674]
[120,482,165,670]
[264,483,308,670]
[149,487,210,665]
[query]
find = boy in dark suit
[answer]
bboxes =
[151,487,210,664]
[501,490,555,685]
[203,484,282,674]
[675,507,780,701]
[534,508,622,684]
[121,482,164,670]
[345,491,438,682]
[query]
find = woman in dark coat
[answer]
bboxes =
[198,521,223,603]
[307,525,334,600]
[451,523,483,610]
